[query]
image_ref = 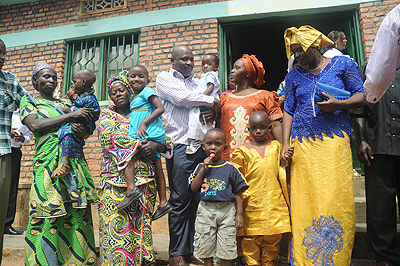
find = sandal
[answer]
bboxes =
[353,169,361,177]
[152,201,174,221]
[186,141,202,154]
[51,163,71,178]
[231,257,246,266]
[117,186,144,210]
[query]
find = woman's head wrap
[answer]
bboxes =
[31,63,56,90]
[284,26,334,60]
[107,70,132,95]
[240,54,265,88]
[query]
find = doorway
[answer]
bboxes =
[219,9,364,92]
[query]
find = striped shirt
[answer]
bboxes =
[156,68,214,145]
[0,70,27,156]
[365,4,400,103]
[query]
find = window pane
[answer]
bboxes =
[65,33,138,101]
[104,34,138,100]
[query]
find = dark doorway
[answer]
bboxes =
[222,10,362,92]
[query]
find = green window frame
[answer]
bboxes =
[64,33,140,104]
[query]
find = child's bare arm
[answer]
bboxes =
[137,95,165,138]
[235,192,244,230]
[190,156,212,192]
[203,83,215,96]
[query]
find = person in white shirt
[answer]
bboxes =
[4,107,32,235]
[321,30,349,58]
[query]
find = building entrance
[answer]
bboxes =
[220,10,364,92]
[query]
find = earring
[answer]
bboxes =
[312,48,316,54]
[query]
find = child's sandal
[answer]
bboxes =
[117,186,144,210]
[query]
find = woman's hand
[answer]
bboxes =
[136,122,148,139]
[139,140,159,161]
[71,123,89,139]
[70,108,94,121]
[280,145,293,167]
[316,93,342,112]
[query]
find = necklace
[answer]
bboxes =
[307,57,326,72]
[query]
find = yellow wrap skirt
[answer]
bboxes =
[289,132,355,266]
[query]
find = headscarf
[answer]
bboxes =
[240,54,265,88]
[31,62,56,90]
[284,25,334,60]
[107,70,132,95]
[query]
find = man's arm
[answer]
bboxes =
[156,72,214,108]
[364,4,400,104]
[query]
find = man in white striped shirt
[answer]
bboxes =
[364,4,400,105]
[156,45,220,266]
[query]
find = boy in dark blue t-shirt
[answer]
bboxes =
[188,128,249,266]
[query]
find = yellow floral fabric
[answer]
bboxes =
[284,25,334,60]
[289,132,355,266]
[231,141,291,237]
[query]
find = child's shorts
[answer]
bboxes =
[193,200,237,260]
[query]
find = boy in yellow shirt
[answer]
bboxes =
[232,111,293,266]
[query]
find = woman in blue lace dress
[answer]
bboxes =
[281,26,365,266]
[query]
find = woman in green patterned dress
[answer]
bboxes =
[21,63,98,265]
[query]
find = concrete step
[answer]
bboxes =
[353,175,365,197]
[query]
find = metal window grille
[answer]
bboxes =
[64,33,139,101]
[82,0,126,13]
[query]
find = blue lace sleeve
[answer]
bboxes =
[342,58,365,95]
[284,72,297,116]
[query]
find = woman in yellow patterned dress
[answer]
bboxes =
[97,74,172,265]
[281,26,365,266]
[22,63,97,265]
[218,54,283,162]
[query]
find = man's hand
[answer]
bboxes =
[11,129,25,142]
[200,107,216,125]
[10,128,17,139]
[357,140,374,166]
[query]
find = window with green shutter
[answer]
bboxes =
[64,33,139,103]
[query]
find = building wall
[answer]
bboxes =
[1,0,399,182]
[139,19,219,88]
[0,0,227,34]
[359,0,400,60]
